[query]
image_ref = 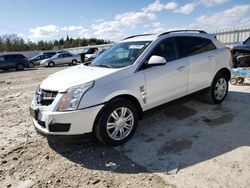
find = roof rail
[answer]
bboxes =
[123,34,153,40]
[158,30,207,37]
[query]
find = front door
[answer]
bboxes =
[142,38,188,110]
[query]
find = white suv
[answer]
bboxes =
[30,30,232,146]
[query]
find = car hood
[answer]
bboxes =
[233,44,250,50]
[40,65,119,92]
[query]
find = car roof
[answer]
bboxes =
[121,30,214,43]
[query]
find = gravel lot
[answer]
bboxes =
[0,65,250,188]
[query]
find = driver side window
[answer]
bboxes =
[150,38,177,62]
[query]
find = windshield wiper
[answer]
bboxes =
[93,64,112,68]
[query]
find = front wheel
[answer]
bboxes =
[204,73,229,104]
[94,98,138,146]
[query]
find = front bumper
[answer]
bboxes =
[30,104,104,136]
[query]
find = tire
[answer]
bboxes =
[94,98,139,146]
[204,73,229,104]
[236,77,244,84]
[28,62,34,68]
[2,68,9,72]
[48,61,55,67]
[230,78,237,85]
[16,64,24,71]
[71,60,77,66]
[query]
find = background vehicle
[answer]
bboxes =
[31,30,232,146]
[231,36,250,68]
[84,49,106,62]
[0,54,29,71]
[78,47,98,62]
[40,53,80,67]
[232,37,250,54]
[29,54,54,66]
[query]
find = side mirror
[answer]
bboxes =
[148,55,167,66]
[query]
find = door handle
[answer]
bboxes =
[177,66,185,71]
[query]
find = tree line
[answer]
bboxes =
[0,34,111,52]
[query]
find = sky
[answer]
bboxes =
[0,0,250,41]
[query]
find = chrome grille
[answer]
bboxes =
[37,89,58,106]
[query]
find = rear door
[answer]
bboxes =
[64,53,73,64]
[56,54,64,64]
[175,36,217,93]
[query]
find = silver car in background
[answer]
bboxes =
[40,53,81,67]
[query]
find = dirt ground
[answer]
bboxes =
[0,65,250,188]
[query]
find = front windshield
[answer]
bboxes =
[91,41,151,68]
[31,55,40,60]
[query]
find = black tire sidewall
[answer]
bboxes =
[236,77,244,84]
[29,62,34,68]
[95,99,138,146]
[16,64,24,71]
[210,73,229,104]
[48,61,55,67]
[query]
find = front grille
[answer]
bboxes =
[38,89,58,106]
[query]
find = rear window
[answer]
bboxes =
[176,36,216,58]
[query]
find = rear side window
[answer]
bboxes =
[176,36,216,58]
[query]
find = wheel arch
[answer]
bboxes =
[92,94,143,132]
[216,67,231,81]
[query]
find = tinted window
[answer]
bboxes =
[44,55,51,59]
[176,36,216,58]
[36,55,42,60]
[243,37,250,45]
[0,56,4,61]
[6,55,17,59]
[150,39,177,62]
[65,54,72,57]
[15,54,26,59]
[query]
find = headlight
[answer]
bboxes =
[58,81,94,111]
